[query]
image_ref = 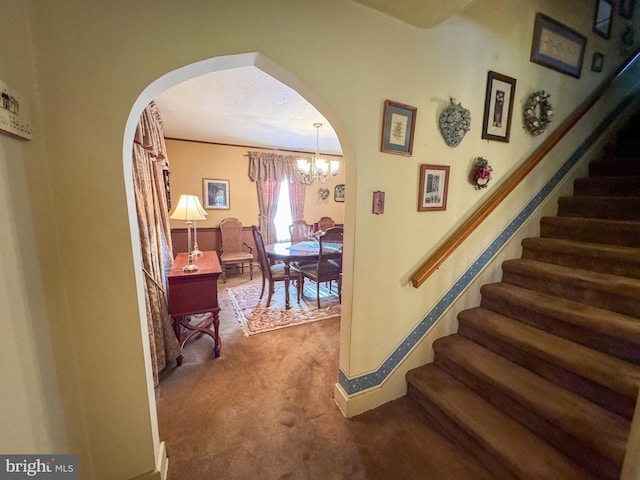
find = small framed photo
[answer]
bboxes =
[530,13,587,79]
[418,164,450,212]
[591,52,604,72]
[334,184,345,202]
[594,0,614,39]
[481,71,517,143]
[380,100,417,156]
[203,178,230,210]
[620,0,635,19]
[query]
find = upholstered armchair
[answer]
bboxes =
[219,217,254,283]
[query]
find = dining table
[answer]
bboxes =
[264,240,342,309]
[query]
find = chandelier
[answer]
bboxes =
[297,123,339,184]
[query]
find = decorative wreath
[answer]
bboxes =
[438,98,471,147]
[470,157,492,190]
[524,90,553,136]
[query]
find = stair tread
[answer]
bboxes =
[480,282,640,344]
[522,236,640,259]
[457,307,640,399]
[407,365,597,480]
[502,258,640,298]
[434,334,629,464]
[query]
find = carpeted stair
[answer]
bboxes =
[407,113,640,479]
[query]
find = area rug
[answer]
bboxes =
[227,281,341,336]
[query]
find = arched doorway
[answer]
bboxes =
[122,52,353,462]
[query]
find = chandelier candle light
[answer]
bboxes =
[169,194,207,272]
[297,123,339,184]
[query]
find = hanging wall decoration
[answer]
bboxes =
[469,157,493,190]
[524,90,553,136]
[438,98,471,147]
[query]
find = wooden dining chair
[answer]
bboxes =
[318,216,336,232]
[219,217,254,283]
[289,219,312,243]
[299,226,343,308]
[251,226,302,307]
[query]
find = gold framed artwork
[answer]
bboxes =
[530,13,587,79]
[418,164,449,212]
[203,178,230,210]
[380,100,417,156]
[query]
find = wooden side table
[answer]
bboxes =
[167,251,222,365]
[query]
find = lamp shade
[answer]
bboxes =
[170,194,207,221]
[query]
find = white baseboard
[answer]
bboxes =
[129,441,168,480]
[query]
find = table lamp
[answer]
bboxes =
[170,194,207,272]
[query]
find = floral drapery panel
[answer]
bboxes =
[248,152,306,245]
[133,102,180,385]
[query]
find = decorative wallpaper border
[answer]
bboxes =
[338,98,632,396]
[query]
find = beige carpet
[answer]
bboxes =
[227,281,340,335]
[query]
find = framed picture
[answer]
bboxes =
[334,184,345,202]
[380,100,417,156]
[591,52,604,72]
[593,0,614,39]
[203,178,230,210]
[481,71,517,143]
[530,13,587,79]
[620,0,635,19]
[418,164,449,212]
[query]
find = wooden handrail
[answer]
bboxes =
[411,49,640,288]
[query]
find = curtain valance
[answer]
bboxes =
[248,151,308,183]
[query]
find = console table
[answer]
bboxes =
[167,251,222,365]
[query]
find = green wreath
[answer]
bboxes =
[524,90,553,136]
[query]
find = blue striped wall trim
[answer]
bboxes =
[338,97,632,396]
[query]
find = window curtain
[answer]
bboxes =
[288,182,306,223]
[132,101,181,385]
[248,151,305,245]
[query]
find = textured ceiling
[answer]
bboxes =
[153,66,342,156]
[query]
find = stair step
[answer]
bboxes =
[557,196,640,220]
[540,216,640,247]
[590,156,640,176]
[457,307,640,419]
[617,125,640,142]
[609,140,640,158]
[406,365,597,480]
[573,175,640,197]
[433,335,628,479]
[479,282,640,364]
[521,237,640,278]
[501,258,640,317]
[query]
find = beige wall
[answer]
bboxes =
[4,0,638,478]
[0,0,74,459]
[165,139,345,232]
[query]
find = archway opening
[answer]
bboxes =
[122,52,352,455]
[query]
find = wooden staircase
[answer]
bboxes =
[406,114,640,479]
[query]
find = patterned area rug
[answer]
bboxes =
[227,281,341,336]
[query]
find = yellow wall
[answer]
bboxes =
[4,0,638,478]
[165,140,345,230]
[0,0,76,459]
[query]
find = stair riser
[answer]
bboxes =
[557,197,640,220]
[540,218,640,247]
[521,246,640,279]
[479,290,640,364]
[617,127,640,142]
[433,351,620,480]
[457,322,635,419]
[501,268,640,318]
[590,158,640,176]
[573,177,640,197]
[407,386,518,480]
